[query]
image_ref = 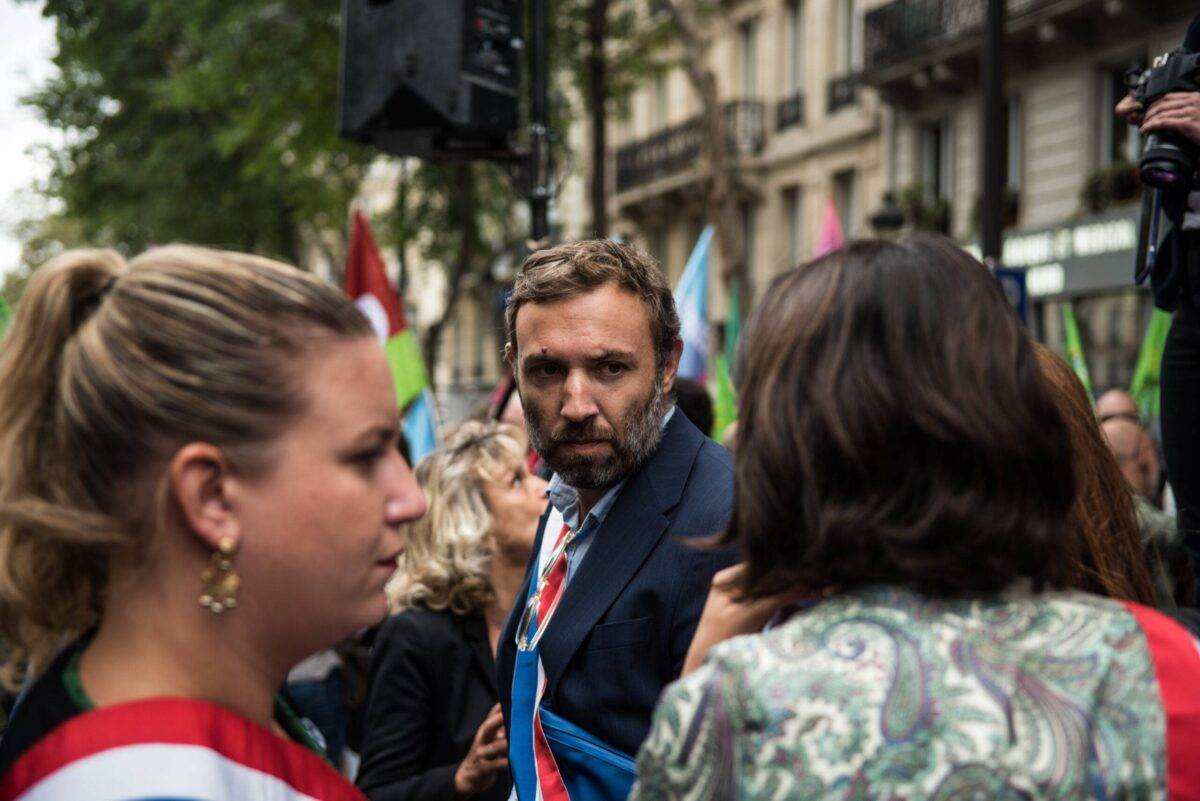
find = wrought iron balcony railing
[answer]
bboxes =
[776,92,806,131]
[864,0,1040,74]
[827,74,859,114]
[616,100,765,192]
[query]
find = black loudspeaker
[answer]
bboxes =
[339,0,522,159]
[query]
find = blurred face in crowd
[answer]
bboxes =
[509,282,681,490]
[1097,389,1139,422]
[228,336,427,655]
[499,390,530,453]
[1102,417,1161,501]
[481,456,548,562]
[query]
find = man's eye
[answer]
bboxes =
[600,362,627,376]
[531,364,561,377]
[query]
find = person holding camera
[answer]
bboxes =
[1118,91,1200,142]
[1117,17,1200,601]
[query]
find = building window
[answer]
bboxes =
[785,0,804,95]
[740,20,758,98]
[1004,98,1022,190]
[920,118,953,201]
[833,169,856,236]
[740,200,757,274]
[1100,62,1143,165]
[653,71,669,130]
[650,227,668,270]
[838,0,862,73]
[783,185,805,267]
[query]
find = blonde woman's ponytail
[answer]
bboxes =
[0,244,371,687]
[0,250,128,685]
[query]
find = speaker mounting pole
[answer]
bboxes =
[529,0,551,243]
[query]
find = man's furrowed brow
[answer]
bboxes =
[589,349,638,363]
[522,352,563,368]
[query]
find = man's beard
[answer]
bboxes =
[524,374,671,490]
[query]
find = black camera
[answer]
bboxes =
[1133,48,1200,191]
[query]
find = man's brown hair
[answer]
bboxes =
[505,240,680,369]
[725,235,1077,600]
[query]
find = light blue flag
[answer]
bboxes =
[674,226,714,381]
[402,389,439,463]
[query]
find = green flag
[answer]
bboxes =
[1129,308,1172,420]
[1062,301,1093,400]
[712,278,740,439]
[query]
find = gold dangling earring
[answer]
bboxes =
[199,536,240,614]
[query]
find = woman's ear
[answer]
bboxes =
[168,442,240,552]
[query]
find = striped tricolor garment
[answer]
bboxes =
[510,519,572,801]
[0,697,364,801]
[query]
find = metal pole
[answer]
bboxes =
[980,0,1005,261]
[529,0,550,242]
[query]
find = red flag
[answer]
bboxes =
[345,209,409,337]
[344,209,427,407]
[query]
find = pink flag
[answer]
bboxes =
[814,197,846,257]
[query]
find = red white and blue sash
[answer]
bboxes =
[1123,602,1200,800]
[510,513,573,801]
[0,697,364,801]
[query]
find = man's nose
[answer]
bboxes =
[560,369,599,422]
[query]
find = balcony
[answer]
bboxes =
[615,100,765,193]
[864,0,1040,74]
[827,75,859,114]
[860,0,1153,103]
[776,92,805,131]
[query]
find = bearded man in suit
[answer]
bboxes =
[497,239,735,801]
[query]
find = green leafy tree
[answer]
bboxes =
[551,0,672,236]
[661,0,748,307]
[16,0,662,387]
[20,0,371,269]
[389,160,525,387]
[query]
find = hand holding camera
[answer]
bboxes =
[1115,20,1200,285]
[1127,48,1200,190]
[1140,92,1200,145]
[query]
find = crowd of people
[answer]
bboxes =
[0,227,1197,801]
[1,83,1199,801]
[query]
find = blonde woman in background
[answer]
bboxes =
[0,246,427,800]
[356,421,547,801]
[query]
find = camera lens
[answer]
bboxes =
[1140,133,1197,190]
[1143,162,1187,187]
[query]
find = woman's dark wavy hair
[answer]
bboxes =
[724,235,1077,600]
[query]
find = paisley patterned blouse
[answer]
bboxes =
[631,585,1200,801]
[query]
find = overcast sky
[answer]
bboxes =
[0,1,56,273]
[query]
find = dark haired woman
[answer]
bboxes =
[632,237,1200,800]
[1032,343,1179,609]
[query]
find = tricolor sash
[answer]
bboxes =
[0,697,364,801]
[509,516,635,801]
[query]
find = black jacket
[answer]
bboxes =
[496,411,737,760]
[356,605,509,801]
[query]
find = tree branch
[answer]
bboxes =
[662,0,748,305]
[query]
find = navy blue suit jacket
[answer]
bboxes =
[496,411,736,759]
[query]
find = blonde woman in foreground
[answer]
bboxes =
[0,246,427,800]
[356,421,546,801]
